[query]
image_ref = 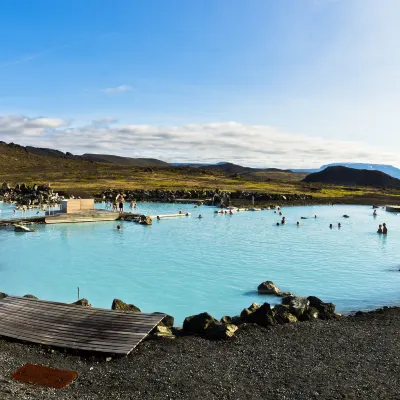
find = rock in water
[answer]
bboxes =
[139,215,152,225]
[241,303,276,327]
[273,304,298,324]
[72,298,92,307]
[205,321,238,340]
[257,281,281,295]
[183,312,218,334]
[111,298,141,312]
[23,294,38,299]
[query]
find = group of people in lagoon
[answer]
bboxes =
[377,223,388,235]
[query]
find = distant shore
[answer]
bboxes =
[0,306,398,399]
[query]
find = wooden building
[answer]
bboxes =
[60,199,95,214]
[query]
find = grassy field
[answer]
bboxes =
[1,142,400,204]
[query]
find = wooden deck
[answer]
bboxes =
[45,210,120,224]
[0,296,165,355]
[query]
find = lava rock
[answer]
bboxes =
[241,303,276,327]
[274,304,298,324]
[183,312,218,334]
[72,298,92,307]
[23,294,38,299]
[111,298,141,312]
[240,302,261,319]
[205,321,238,340]
[149,325,176,340]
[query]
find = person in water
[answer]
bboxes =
[276,222,280,226]
[296,221,300,226]
[373,210,377,216]
[383,223,388,235]
[377,224,383,234]
[314,215,317,219]
[338,223,341,228]
[198,214,202,219]
[156,216,161,220]
[117,225,121,230]
[329,224,333,229]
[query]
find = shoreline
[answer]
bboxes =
[0,306,398,399]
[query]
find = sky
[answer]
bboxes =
[0,0,399,168]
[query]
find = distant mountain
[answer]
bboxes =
[303,166,400,188]
[293,163,400,179]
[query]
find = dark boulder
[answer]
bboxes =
[111,298,141,312]
[307,296,336,319]
[205,321,238,340]
[281,296,310,317]
[183,312,218,334]
[0,292,8,299]
[240,302,261,319]
[241,303,276,327]
[220,316,232,324]
[298,307,319,321]
[273,304,297,324]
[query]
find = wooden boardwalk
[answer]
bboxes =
[0,296,165,355]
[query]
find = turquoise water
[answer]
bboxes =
[1,201,399,323]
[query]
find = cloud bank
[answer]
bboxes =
[0,114,398,168]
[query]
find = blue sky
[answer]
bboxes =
[0,0,399,167]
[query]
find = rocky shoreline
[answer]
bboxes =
[0,303,398,399]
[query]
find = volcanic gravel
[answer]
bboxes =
[0,307,399,400]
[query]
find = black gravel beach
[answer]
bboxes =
[0,307,399,400]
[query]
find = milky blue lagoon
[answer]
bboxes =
[1,202,399,323]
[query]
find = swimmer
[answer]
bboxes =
[383,223,388,235]
[185,213,189,216]
[179,210,182,214]
[117,225,121,230]
[296,221,300,226]
[329,224,333,229]
[279,212,282,216]
[377,224,383,234]
[157,216,161,220]
[373,210,377,216]
[276,222,280,226]
[338,223,341,228]
[229,210,233,215]
[198,214,203,219]
[314,215,317,219]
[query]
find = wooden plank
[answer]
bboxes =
[0,298,162,321]
[0,296,164,355]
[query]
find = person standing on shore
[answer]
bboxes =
[116,193,125,213]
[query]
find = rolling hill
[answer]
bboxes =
[303,166,400,188]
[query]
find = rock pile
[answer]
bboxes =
[0,182,63,206]
[97,189,312,205]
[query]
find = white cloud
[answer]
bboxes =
[0,115,68,138]
[102,85,133,94]
[0,114,399,168]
